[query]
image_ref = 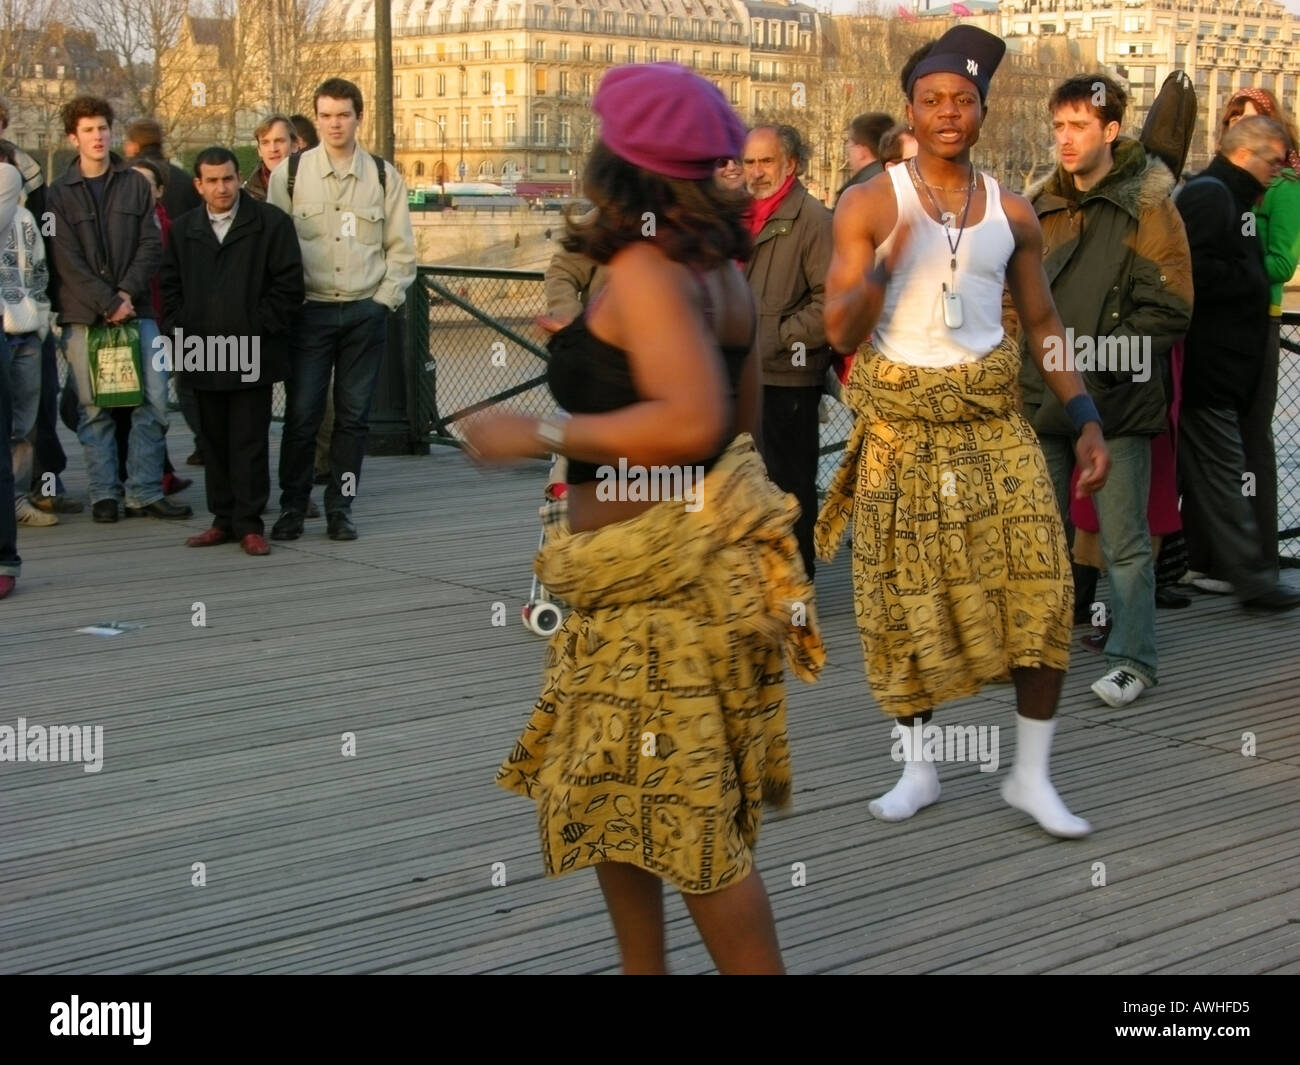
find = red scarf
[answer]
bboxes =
[745,171,798,236]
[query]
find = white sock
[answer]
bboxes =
[869,756,940,822]
[1001,715,1091,838]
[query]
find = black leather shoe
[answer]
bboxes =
[91,499,119,523]
[1243,587,1300,612]
[271,510,305,540]
[124,498,194,519]
[326,512,358,541]
[1155,585,1192,609]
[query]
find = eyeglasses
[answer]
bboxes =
[714,156,739,168]
[1252,148,1286,169]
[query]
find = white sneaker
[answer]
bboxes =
[1180,569,1234,595]
[1091,668,1146,708]
[15,497,58,526]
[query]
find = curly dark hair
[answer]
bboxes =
[561,140,751,267]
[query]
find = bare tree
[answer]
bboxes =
[0,0,64,100]
[64,0,188,119]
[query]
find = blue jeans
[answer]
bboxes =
[0,333,19,578]
[5,332,42,502]
[1040,433,1158,686]
[64,319,168,507]
[279,299,388,515]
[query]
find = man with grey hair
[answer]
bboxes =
[742,123,833,578]
[1176,114,1300,610]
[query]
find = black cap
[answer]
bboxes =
[905,25,1007,100]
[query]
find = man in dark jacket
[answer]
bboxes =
[161,147,304,555]
[743,123,833,578]
[1177,115,1300,611]
[124,118,200,221]
[1020,74,1193,707]
[835,112,893,205]
[46,95,186,522]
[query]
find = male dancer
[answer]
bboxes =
[819,25,1110,837]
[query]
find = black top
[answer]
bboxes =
[547,280,753,484]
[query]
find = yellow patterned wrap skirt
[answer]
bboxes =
[497,434,824,894]
[815,337,1073,717]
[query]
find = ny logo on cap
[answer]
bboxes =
[966,58,979,76]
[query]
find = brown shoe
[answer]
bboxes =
[241,533,271,556]
[186,527,232,548]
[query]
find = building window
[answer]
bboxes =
[712,51,720,70]
[479,160,494,177]
[460,42,469,61]
[506,112,517,141]
[605,43,614,62]
[558,8,569,30]
[482,113,493,143]
[533,112,547,143]
[535,5,547,25]
[415,160,425,177]
[712,20,721,40]
[628,45,637,63]
[505,69,516,93]
[460,114,470,145]
[628,16,639,34]
[535,40,545,59]
[582,10,593,31]
[581,73,591,95]
[420,74,428,97]
[481,71,491,94]
[671,48,680,64]
[394,75,402,97]
[559,115,571,146]
[536,69,547,93]
[559,41,568,60]
[605,12,616,32]
[648,46,658,62]
[414,116,424,145]
[559,71,568,95]
[730,81,739,105]
[692,50,700,68]
[582,43,591,60]
[506,40,515,58]
[730,53,739,72]
[459,70,468,95]
[692,19,702,39]
[649,15,660,34]
[437,115,446,142]
[483,41,492,59]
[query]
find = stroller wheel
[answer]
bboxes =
[527,602,563,636]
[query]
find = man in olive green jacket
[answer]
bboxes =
[1018,74,1193,709]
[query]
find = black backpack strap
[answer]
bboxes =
[372,153,387,195]
[287,151,300,203]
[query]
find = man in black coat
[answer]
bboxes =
[160,147,304,555]
[1176,115,1300,611]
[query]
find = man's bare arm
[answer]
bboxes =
[1003,190,1109,496]
[824,178,898,352]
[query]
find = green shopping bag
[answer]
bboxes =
[87,321,143,407]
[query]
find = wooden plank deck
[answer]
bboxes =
[1,420,1298,975]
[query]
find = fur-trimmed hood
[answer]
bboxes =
[1029,137,1175,219]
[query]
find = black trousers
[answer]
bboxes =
[759,384,821,580]
[196,386,273,538]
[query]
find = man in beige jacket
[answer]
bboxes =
[268,78,416,542]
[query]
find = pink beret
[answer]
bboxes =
[593,63,747,180]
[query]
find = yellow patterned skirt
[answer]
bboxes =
[497,435,824,895]
[815,337,1073,717]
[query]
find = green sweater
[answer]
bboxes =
[1257,171,1300,314]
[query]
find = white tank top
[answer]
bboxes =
[873,161,1015,367]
